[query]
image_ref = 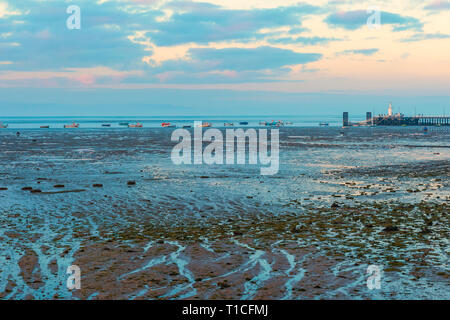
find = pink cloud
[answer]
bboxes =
[425,1,450,10]
[70,74,96,85]
[36,29,52,40]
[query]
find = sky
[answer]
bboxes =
[0,0,449,116]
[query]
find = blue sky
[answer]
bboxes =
[0,0,449,116]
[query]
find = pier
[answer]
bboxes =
[416,116,450,126]
[343,104,450,127]
[368,115,450,127]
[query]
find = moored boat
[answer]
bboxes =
[64,123,79,128]
[224,122,234,126]
[319,122,329,127]
[40,125,50,129]
[266,120,284,127]
[119,122,129,126]
[197,122,212,128]
[128,122,143,128]
[102,124,111,127]
[239,121,249,125]
[162,122,176,128]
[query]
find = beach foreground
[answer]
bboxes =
[0,127,448,299]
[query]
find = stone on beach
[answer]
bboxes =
[331,202,340,208]
[292,224,304,233]
[383,225,399,232]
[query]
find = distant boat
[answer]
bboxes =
[259,121,267,126]
[285,121,293,125]
[119,122,129,126]
[102,124,111,127]
[64,123,79,128]
[224,122,234,126]
[239,121,249,125]
[319,122,329,127]
[0,122,8,128]
[40,125,50,129]
[161,122,176,128]
[182,125,192,128]
[128,123,143,128]
[197,122,212,128]
[266,120,284,127]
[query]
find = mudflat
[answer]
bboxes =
[0,127,448,299]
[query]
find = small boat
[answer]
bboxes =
[197,122,212,128]
[266,120,284,127]
[128,122,143,128]
[182,125,192,128]
[119,122,129,126]
[319,122,329,127]
[0,122,9,128]
[285,121,293,125]
[161,122,176,128]
[64,123,79,128]
[239,121,249,125]
[40,125,50,129]
[259,121,267,126]
[224,122,234,126]
[102,124,111,127]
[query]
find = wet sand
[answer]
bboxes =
[0,127,448,299]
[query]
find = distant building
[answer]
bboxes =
[343,112,349,127]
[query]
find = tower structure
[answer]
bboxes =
[343,112,349,127]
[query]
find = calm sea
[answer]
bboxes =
[0,115,361,129]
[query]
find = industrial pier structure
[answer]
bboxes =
[343,103,450,127]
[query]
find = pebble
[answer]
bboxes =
[331,202,340,208]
